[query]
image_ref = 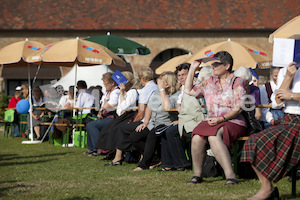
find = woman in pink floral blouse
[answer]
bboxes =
[184,51,247,185]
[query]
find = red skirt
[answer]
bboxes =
[192,121,246,148]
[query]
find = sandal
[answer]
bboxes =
[83,150,94,155]
[88,152,102,157]
[225,178,239,186]
[187,176,203,184]
[157,167,173,172]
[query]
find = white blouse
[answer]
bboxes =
[271,67,300,115]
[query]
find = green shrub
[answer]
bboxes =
[0,92,9,120]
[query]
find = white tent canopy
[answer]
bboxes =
[53,64,113,92]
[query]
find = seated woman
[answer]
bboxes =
[125,71,180,171]
[95,71,139,156]
[241,62,300,200]
[234,66,262,121]
[169,65,213,169]
[159,63,192,171]
[21,84,29,99]
[27,86,46,140]
[259,67,284,128]
[105,67,158,163]
[184,51,247,185]
[85,72,120,156]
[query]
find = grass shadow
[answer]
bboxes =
[59,197,93,200]
[0,182,35,198]
[0,158,57,166]
[0,152,73,161]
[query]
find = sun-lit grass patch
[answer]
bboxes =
[0,134,299,199]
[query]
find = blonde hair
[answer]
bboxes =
[21,84,29,90]
[137,67,154,82]
[121,71,135,87]
[159,71,178,95]
[102,72,115,84]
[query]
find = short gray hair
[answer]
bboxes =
[234,66,252,82]
[196,65,214,84]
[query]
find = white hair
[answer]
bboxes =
[196,65,214,84]
[234,66,252,82]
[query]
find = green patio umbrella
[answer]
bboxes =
[84,32,151,55]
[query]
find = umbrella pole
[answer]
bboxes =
[69,63,78,147]
[22,64,40,144]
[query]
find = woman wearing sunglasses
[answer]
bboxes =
[184,51,247,185]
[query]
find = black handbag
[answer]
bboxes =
[242,109,263,135]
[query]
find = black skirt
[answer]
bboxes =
[95,111,137,151]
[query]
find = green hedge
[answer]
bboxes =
[0,92,9,120]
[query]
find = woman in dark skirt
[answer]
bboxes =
[184,51,247,185]
[241,62,300,200]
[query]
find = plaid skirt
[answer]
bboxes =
[241,113,300,183]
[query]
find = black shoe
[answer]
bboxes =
[187,176,203,184]
[83,150,94,155]
[265,187,279,200]
[99,155,112,161]
[157,167,173,172]
[88,152,102,157]
[104,160,122,166]
[176,167,186,171]
[225,178,239,186]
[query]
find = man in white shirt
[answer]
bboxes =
[75,80,95,115]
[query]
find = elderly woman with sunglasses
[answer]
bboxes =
[184,51,247,185]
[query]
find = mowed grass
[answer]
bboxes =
[0,133,299,200]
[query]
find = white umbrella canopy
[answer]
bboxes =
[52,64,113,90]
[185,39,272,70]
[269,15,300,43]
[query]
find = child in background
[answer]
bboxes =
[8,87,22,108]
[8,86,22,137]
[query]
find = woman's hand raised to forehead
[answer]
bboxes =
[119,83,126,93]
[191,60,202,70]
[157,77,167,89]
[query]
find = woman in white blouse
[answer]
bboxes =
[241,62,300,200]
[95,71,138,154]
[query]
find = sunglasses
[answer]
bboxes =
[212,62,224,68]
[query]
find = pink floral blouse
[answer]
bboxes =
[193,73,247,127]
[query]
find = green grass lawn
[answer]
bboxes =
[0,133,299,200]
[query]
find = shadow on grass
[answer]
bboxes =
[0,152,73,161]
[281,193,300,199]
[0,158,58,166]
[0,181,35,198]
[59,197,93,200]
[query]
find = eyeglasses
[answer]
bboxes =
[212,62,224,68]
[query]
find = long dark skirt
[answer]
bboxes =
[95,111,137,151]
[241,113,300,182]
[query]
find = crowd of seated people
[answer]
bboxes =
[7,51,299,200]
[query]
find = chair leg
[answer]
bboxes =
[292,167,297,197]
[233,140,239,175]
